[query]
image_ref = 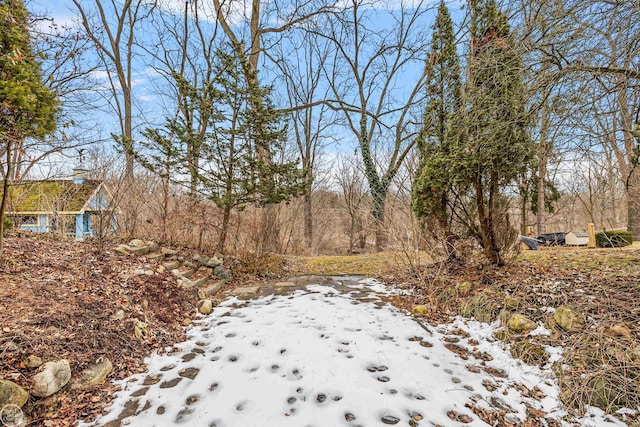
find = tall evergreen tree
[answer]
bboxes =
[412,0,461,238]
[203,44,307,252]
[458,0,532,265]
[138,44,307,252]
[0,0,57,252]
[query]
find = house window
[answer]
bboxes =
[11,215,39,226]
[22,216,38,225]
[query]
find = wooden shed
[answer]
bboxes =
[566,231,589,246]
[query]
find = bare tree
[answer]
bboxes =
[521,0,640,238]
[316,0,433,251]
[212,0,336,252]
[72,0,156,182]
[272,29,338,251]
[336,153,369,253]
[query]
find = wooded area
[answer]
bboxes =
[2,2,640,424]
[2,0,638,262]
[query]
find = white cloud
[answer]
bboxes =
[138,95,155,103]
[142,67,163,78]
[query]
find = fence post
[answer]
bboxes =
[588,223,596,248]
[525,226,534,238]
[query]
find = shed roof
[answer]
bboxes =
[1,180,107,214]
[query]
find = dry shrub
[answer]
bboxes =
[226,251,289,279]
[557,329,640,414]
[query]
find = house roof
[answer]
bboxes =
[1,180,110,214]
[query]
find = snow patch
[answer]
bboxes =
[81,278,626,427]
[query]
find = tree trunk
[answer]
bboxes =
[161,175,169,243]
[217,206,231,253]
[616,78,640,240]
[258,205,280,253]
[0,139,13,254]
[520,194,528,235]
[124,89,134,181]
[475,177,501,266]
[372,188,387,252]
[303,189,313,251]
[537,98,550,235]
[628,166,640,240]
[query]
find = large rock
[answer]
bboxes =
[31,359,71,397]
[127,245,150,256]
[128,239,145,248]
[164,261,181,271]
[213,266,229,280]
[24,355,42,370]
[197,299,213,315]
[198,281,224,299]
[206,256,223,268]
[507,313,537,332]
[411,305,429,317]
[191,275,211,287]
[193,254,210,266]
[70,358,113,390]
[146,253,164,263]
[0,379,29,408]
[587,377,627,407]
[553,306,584,332]
[161,247,177,256]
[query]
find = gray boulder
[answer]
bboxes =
[31,359,71,397]
[127,245,150,256]
[198,281,224,299]
[164,261,180,271]
[206,256,223,268]
[193,254,209,265]
[0,379,29,408]
[213,266,229,280]
[70,358,113,390]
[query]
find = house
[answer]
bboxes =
[2,168,118,239]
[566,231,589,246]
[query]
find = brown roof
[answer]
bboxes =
[0,180,104,214]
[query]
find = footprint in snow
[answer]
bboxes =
[159,377,182,388]
[175,407,194,424]
[178,367,199,380]
[381,414,400,424]
[185,395,199,405]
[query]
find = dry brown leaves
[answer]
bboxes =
[384,248,640,423]
[0,234,195,426]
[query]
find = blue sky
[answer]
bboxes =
[25,0,467,179]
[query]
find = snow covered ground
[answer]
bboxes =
[85,277,625,427]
